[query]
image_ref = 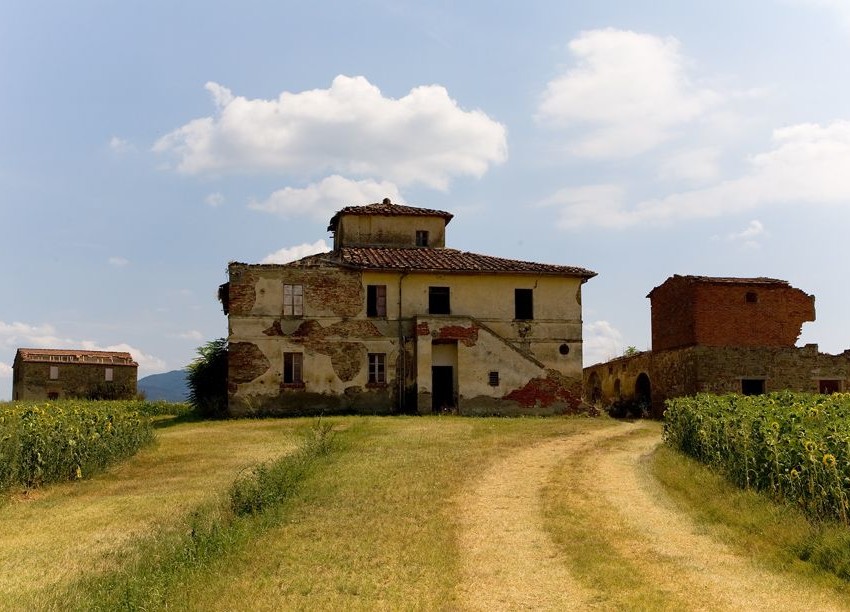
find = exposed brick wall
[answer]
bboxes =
[227,265,259,316]
[228,342,271,385]
[650,277,815,350]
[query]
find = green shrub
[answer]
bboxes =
[186,338,228,419]
[0,400,155,493]
[664,392,850,523]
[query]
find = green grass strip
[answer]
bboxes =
[55,420,337,611]
[652,444,850,590]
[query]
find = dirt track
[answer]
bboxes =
[456,421,850,611]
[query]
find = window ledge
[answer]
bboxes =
[365,382,388,389]
[280,382,305,389]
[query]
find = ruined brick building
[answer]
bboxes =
[219,199,596,416]
[12,348,138,401]
[584,275,850,417]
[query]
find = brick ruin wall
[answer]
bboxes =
[651,280,815,351]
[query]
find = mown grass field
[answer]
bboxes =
[2,411,850,610]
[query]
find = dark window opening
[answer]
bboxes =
[283,352,303,384]
[820,379,841,394]
[515,288,533,320]
[47,391,59,400]
[741,378,765,395]
[745,291,758,303]
[367,285,387,317]
[559,343,570,355]
[429,286,450,314]
[416,230,429,247]
[488,371,499,386]
[368,353,386,384]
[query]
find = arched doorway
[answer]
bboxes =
[635,373,651,415]
[586,371,602,404]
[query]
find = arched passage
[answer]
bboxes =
[635,373,651,408]
[586,371,602,404]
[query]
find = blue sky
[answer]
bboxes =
[2,0,850,399]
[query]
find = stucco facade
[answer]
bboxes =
[584,276,850,417]
[12,348,138,401]
[221,199,595,416]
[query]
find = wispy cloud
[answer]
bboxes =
[0,320,166,375]
[109,136,132,153]
[108,256,129,267]
[543,121,850,228]
[205,192,224,207]
[261,239,330,264]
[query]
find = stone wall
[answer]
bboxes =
[584,345,850,417]
[13,362,137,401]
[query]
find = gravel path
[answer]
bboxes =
[455,421,850,611]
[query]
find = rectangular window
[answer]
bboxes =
[283,284,303,316]
[367,285,387,317]
[741,379,765,396]
[49,365,59,380]
[515,288,534,320]
[368,353,386,384]
[416,230,429,247]
[105,368,114,382]
[488,371,500,386]
[429,286,450,314]
[283,352,303,384]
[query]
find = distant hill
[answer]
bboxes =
[138,369,189,403]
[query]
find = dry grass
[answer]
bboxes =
[163,416,598,611]
[0,418,299,610]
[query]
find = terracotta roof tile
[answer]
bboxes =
[280,247,596,277]
[327,199,453,231]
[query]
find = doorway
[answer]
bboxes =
[432,366,455,412]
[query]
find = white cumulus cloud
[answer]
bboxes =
[583,320,625,366]
[545,120,850,228]
[0,362,12,378]
[250,175,403,221]
[261,239,330,264]
[154,75,507,189]
[537,28,721,158]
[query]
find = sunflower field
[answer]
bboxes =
[0,400,157,494]
[664,391,850,524]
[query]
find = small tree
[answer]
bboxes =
[623,346,640,357]
[187,338,228,418]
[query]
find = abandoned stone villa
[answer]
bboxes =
[12,348,138,401]
[219,199,596,416]
[584,275,850,417]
